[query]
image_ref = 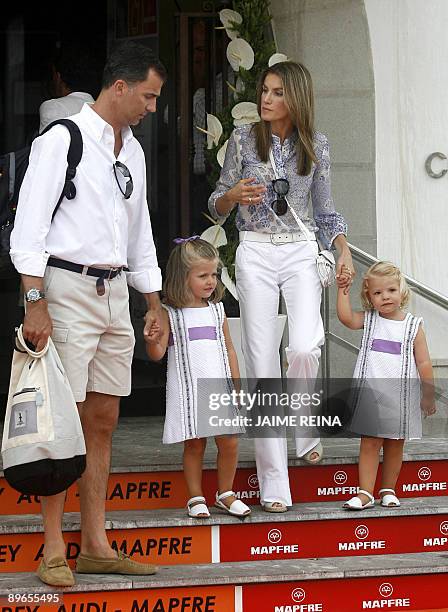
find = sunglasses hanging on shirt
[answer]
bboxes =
[271,178,290,216]
[113,161,134,199]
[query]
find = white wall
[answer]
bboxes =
[364,0,448,360]
[270,0,376,256]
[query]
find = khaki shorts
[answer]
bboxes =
[43,266,135,402]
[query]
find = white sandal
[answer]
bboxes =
[215,491,251,517]
[302,441,323,464]
[343,489,375,510]
[379,488,401,507]
[263,501,288,513]
[187,496,210,518]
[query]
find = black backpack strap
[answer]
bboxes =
[40,119,83,218]
[8,152,15,201]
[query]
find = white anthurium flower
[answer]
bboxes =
[231,101,258,119]
[231,101,260,127]
[234,115,260,127]
[226,77,244,100]
[226,38,254,71]
[219,9,243,40]
[200,224,227,249]
[221,267,239,301]
[206,113,223,148]
[217,139,228,168]
[195,114,223,149]
[235,76,245,93]
[268,52,288,67]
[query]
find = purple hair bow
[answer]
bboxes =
[173,235,200,245]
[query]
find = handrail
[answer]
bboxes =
[348,243,448,310]
[321,242,448,380]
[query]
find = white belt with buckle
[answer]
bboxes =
[239,230,315,245]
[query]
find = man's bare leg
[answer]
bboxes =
[41,492,66,561]
[77,391,119,558]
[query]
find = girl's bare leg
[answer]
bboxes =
[183,438,208,515]
[357,436,384,504]
[215,435,239,507]
[380,439,405,504]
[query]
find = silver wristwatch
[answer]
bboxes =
[25,288,46,303]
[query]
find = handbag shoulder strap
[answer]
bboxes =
[268,148,313,241]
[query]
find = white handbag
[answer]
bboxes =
[269,149,336,288]
[1,325,86,495]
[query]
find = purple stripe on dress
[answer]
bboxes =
[189,326,216,341]
[168,326,216,346]
[371,339,402,355]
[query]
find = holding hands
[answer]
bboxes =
[145,320,161,344]
[337,264,354,294]
[143,309,163,344]
[333,237,355,295]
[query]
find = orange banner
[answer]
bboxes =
[0,586,234,612]
[0,472,189,515]
[0,526,211,573]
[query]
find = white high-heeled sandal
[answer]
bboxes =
[343,489,375,510]
[379,488,401,507]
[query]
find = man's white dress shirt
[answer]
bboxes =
[11,104,162,295]
[39,92,95,133]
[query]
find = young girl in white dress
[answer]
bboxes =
[146,237,251,519]
[337,261,435,510]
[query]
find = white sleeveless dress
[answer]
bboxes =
[349,310,423,440]
[163,302,244,444]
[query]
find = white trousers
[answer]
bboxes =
[235,240,325,506]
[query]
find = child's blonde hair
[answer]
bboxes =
[361,261,410,310]
[163,238,225,308]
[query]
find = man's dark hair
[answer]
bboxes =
[55,42,102,96]
[102,41,167,88]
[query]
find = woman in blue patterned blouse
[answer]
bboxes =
[208,61,354,513]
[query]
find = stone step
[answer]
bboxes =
[1,458,447,516]
[0,552,446,611]
[0,499,447,573]
[1,416,446,515]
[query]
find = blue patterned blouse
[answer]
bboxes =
[208,124,347,250]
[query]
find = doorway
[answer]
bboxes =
[0,0,232,416]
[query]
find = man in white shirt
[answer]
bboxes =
[39,43,98,133]
[10,41,166,586]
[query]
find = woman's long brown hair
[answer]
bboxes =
[254,61,317,175]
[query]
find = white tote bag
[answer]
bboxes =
[1,325,86,495]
